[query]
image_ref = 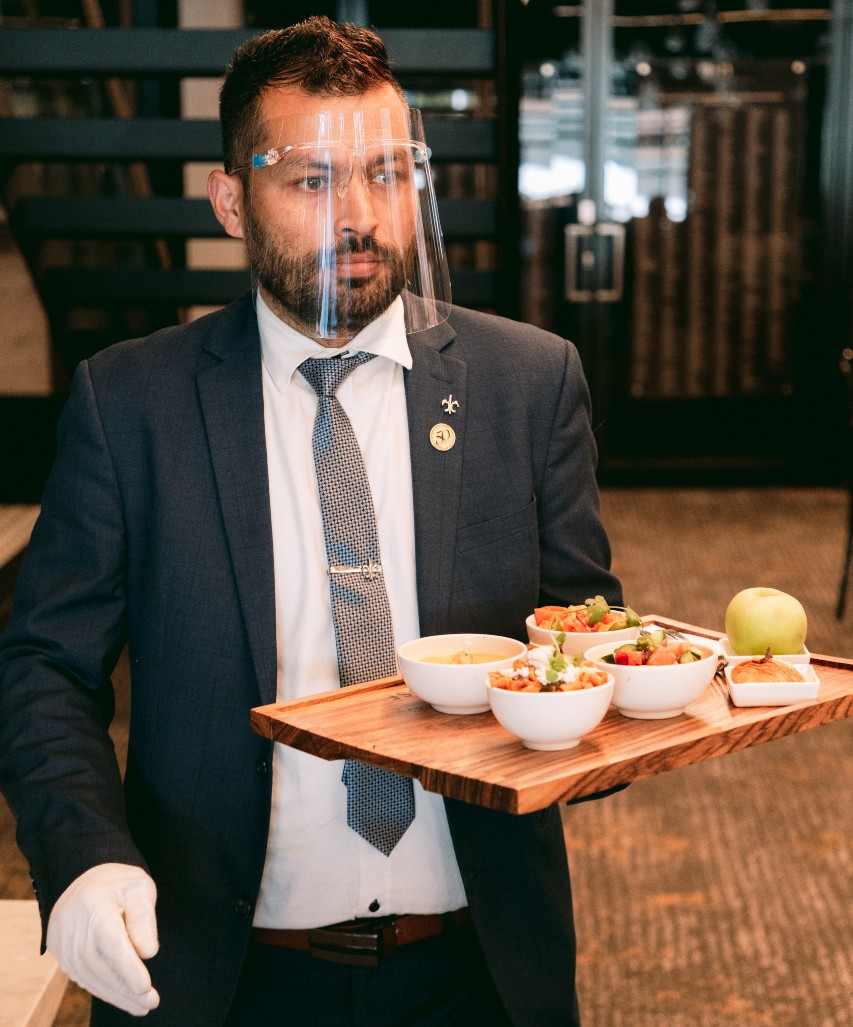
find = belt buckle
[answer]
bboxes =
[308,919,397,966]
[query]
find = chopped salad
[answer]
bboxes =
[488,641,611,693]
[534,595,641,634]
[600,628,704,667]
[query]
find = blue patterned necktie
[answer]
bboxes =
[298,352,415,856]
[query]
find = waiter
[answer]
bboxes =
[0,17,621,1026]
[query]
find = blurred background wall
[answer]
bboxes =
[1,0,852,499]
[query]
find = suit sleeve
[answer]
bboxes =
[536,340,623,608]
[0,360,146,929]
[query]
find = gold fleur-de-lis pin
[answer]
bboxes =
[441,394,460,415]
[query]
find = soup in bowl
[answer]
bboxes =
[397,633,528,714]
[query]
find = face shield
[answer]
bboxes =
[234,106,451,339]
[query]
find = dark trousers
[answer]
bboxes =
[224,922,512,1027]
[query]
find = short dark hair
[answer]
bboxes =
[220,16,406,174]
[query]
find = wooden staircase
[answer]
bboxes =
[0,5,520,501]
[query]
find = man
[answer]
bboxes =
[0,17,621,1026]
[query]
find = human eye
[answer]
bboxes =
[369,152,412,187]
[295,171,330,192]
[273,157,332,194]
[371,165,397,186]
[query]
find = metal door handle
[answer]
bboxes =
[565,222,625,302]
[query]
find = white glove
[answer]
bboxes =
[46,863,160,1017]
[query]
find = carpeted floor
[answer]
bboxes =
[1,487,851,1026]
[569,487,853,1027]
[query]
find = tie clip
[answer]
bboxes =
[328,559,382,581]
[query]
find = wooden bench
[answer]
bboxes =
[0,505,39,575]
[0,505,40,615]
[0,900,68,1027]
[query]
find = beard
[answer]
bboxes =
[242,208,407,339]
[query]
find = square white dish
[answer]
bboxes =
[719,636,811,665]
[725,662,820,707]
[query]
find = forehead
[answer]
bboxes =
[255,83,411,145]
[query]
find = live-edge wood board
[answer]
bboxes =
[250,618,853,814]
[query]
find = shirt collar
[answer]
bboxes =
[257,291,412,396]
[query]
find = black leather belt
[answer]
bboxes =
[252,909,470,966]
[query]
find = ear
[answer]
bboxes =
[208,169,246,239]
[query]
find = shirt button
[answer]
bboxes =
[234,897,253,919]
[368,899,380,912]
[256,757,269,779]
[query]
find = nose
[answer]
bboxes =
[333,168,380,240]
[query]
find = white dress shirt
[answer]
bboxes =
[253,291,466,929]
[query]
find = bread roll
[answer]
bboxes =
[730,657,803,683]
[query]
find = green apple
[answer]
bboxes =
[724,587,808,656]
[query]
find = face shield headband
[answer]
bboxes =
[234,106,451,339]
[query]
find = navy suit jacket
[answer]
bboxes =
[0,294,621,1025]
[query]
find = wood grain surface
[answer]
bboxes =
[250,618,853,814]
[0,900,68,1027]
[0,505,39,571]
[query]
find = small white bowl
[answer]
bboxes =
[725,662,820,707]
[584,639,717,719]
[719,636,811,666]
[487,675,614,750]
[525,613,641,657]
[396,633,528,715]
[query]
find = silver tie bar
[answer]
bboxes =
[328,559,382,581]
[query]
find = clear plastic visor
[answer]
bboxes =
[237,107,450,339]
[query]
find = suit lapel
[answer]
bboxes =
[196,300,277,705]
[406,321,466,637]
[193,298,464,698]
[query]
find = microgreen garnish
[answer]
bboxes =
[544,642,568,685]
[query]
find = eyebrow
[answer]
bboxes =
[280,153,337,171]
[364,147,411,164]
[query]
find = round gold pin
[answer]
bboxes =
[429,423,456,451]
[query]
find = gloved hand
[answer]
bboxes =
[46,863,160,1016]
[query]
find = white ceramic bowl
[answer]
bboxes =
[584,639,717,719]
[396,633,528,715]
[719,635,811,666]
[525,613,641,657]
[487,674,614,750]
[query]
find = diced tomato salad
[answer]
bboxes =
[533,596,640,634]
[613,641,694,666]
[602,629,704,666]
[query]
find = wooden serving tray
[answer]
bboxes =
[250,617,853,814]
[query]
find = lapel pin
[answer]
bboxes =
[429,423,456,451]
[441,394,459,415]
